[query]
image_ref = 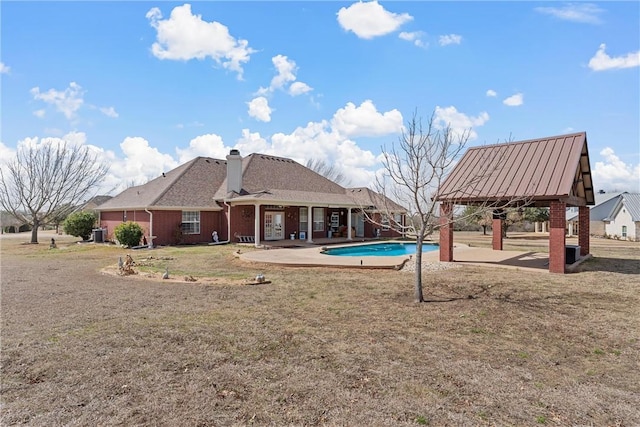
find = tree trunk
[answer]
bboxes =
[482,225,487,235]
[414,234,424,303]
[30,219,40,244]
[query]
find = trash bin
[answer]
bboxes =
[565,245,580,264]
[92,228,104,243]
[299,231,306,240]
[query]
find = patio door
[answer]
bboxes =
[351,212,365,237]
[264,211,284,240]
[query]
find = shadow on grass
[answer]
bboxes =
[578,257,640,275]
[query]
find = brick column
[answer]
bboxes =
[549,200,566,274]
[439,202,454,262]
[492,209,504,251]
[578,205,590,256]
[492,218,503,250]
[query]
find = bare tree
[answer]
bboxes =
[0,141,109,243]
[306,158,351,187]
[372,111,524,303]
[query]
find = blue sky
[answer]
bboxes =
[2,1,639,194]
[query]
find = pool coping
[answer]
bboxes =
[238,240,460,269]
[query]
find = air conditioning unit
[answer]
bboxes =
[565,245,580,264]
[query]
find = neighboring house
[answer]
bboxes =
[96,150,406,246]
[566,191,621,236]
[566,192,637,239]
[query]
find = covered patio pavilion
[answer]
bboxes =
[435,132,595,274]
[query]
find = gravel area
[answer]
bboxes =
[399,259,461,273]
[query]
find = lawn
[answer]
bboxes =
[1,231,639,426]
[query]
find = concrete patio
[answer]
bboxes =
[238,240,560,272]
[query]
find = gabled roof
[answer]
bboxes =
[347,187,407,213]
[213,153,345,200]
[98,152,408,212]
[436,132,595,207]
[605,193,640,222]
[97,157,227,210]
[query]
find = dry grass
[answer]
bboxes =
[1,231,639,426]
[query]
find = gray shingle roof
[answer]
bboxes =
[98,157,227,210]
[98,152,408,212]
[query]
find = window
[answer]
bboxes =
[622,226,627,238]
[313,207,324,232]
[381,214,390,230]
[181,211,200,234]
[299,207,308,232]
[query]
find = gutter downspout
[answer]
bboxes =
[144,208,153,248]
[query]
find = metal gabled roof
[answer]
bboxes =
[436,132,595,206]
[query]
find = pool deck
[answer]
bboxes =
[238,239,556,272]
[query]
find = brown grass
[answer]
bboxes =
[1,231,639,426]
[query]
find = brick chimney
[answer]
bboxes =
[226,149,242,193]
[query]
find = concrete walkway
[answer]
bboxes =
[239,241,552,272]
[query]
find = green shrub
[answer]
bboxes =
[114,221,144,247]
[63,211,97,240]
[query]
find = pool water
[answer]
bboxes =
[322,242,438,257]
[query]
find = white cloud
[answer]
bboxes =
[146,4,255,79]
[247,97,272,122]
[270,54,297,90]
[331,100,403,138]
[106,136,179,191]
[535,3,604,24]
[33,109,46,118]
[399,31,426,48]
[234,100,405,186]
[337,1,412,39]
[592,147,640,192]
[0,62,10,74]
[588,43,640,71]
[486,89,497,97]
[0,142,16,166]
[503,93,524,107]
[176,133,229,163]
[100,106,119,118]
[289,81,313,96]
[258,55,313,98]
[438,34,462,46]
[30,82,85,119]
[434,106,490,141]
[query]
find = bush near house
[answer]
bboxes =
[63,211,97,240]
[114,221,144,247]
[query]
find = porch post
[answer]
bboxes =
[492,209,504,251]
[549,200,566,273]
[347,207,352,240]
[439,202,454,262]
[254,203,261,247]
[307,206,313,243]
[578,205,590,256]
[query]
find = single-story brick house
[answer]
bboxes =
[96,150,407,246]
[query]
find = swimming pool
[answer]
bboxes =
[322,242,438,257]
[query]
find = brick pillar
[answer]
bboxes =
[578,205,590,256]
[492,218,503,250]
[549,200,566,274]
[492,209,504,250]
[439,202,454,262]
